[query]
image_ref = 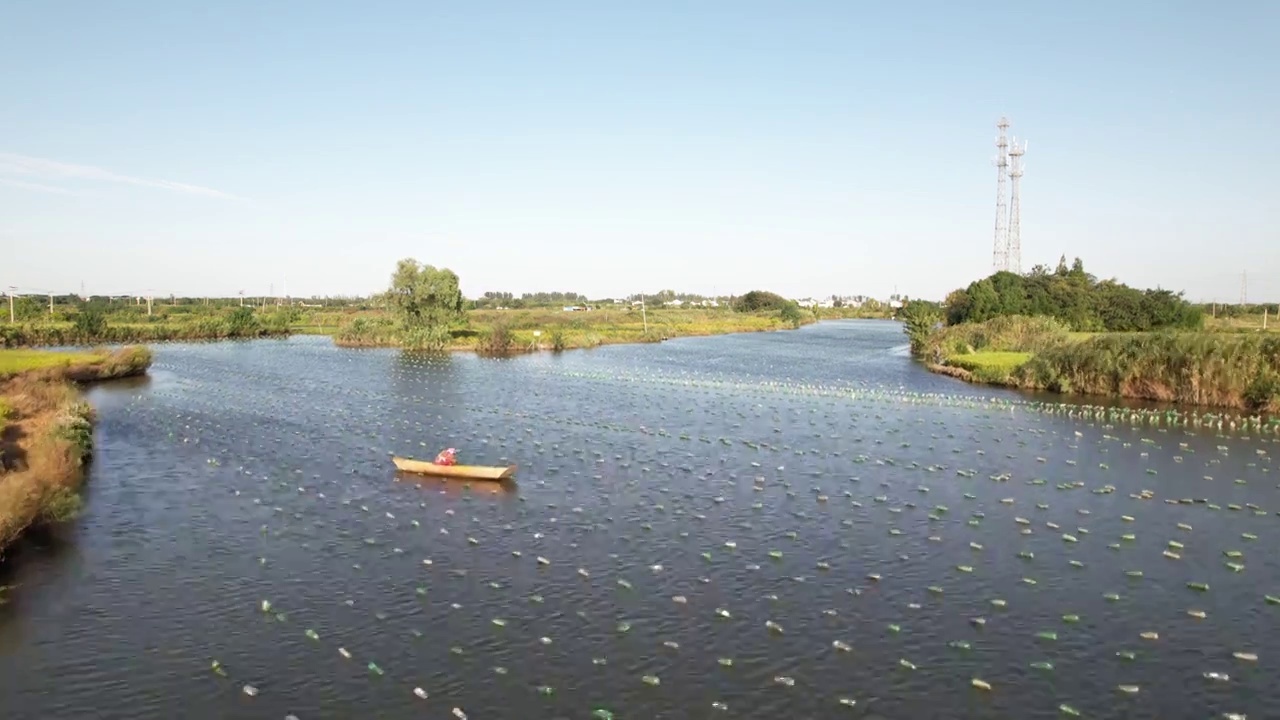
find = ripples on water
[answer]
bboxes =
[0,321,1275,720]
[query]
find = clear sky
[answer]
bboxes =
[2,1,1276,302]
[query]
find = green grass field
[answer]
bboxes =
[945,351,1033,374]
[0,350,104,378]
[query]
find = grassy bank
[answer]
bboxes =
[335,307,820,352]
[921,316,1280,412]
[3,303,878,350]
[0,306,293,348]
[0,347,152,556]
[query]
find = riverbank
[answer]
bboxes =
[334,307,831,352]
[918,315,1280,412]
[0,347,152,557]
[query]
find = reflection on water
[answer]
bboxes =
[0,321,1275,720]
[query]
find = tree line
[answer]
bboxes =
[942,256,1203,332]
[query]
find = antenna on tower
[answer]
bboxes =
[1007,137,1026,275]
[992,117,1011,273]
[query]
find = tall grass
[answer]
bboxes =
[918,315,1280,412]
[1015,332,1280,411]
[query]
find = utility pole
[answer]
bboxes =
[641,294,648,334]
[146,290,154,316]
[1240,271,1248,307]
[239,290,245,307]
[49,292,53,316]
[6,287,15,323]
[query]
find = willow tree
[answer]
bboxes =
[385,258,464,348]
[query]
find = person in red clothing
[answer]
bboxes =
[434,448,458,466]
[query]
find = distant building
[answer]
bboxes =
[664,299,684,307]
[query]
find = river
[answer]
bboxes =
[0,320,1275,719]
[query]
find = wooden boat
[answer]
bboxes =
[392,456,516,481]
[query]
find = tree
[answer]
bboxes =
[899,300,942,358]
[386,259,464,330]
[779,301,804,328]
[733,290,789,312]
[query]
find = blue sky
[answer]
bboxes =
[2,0,1276,302]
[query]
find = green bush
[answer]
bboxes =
[547,326,567,352]
[73,310,107,339]
[779,302,804,328]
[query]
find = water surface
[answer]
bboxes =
[1,321,1275,720]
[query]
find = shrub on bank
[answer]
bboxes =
[476,322,515,355]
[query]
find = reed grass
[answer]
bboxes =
[922,316,1280,412]
[1015,332,1280,411]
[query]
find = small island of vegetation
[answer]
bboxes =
[333,259,841,353]
[902,257,1280,413]
[0,346,153,557]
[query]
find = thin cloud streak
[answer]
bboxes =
[0,152,239,200]
[0,177,77,195]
